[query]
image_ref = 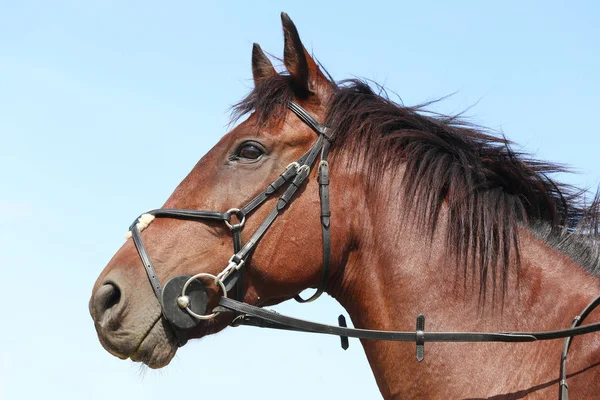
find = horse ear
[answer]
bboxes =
[281,12,331,98]
[252,43,277,85]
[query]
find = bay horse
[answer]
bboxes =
[90,13,600,399]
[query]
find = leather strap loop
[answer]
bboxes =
[319,163,331,227]
[338,315,350,350]
[416,314,425,362]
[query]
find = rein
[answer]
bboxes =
[128,101,600,400]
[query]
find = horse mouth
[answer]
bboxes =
[129,315,178,368]
[124,304,234,368]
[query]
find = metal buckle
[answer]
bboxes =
[298,164,310,175]
[224,208,246,230]
[559,379,568,389]
[318,160,329,172]
[286,161,300,171]
[215,255,245,283]
[230,314,247,327]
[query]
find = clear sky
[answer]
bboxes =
[1,1,599,399]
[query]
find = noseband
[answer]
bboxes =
[128,101,600,400]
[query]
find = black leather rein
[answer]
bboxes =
[127,100,600,400]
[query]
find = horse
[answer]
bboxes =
[89,13,600,399]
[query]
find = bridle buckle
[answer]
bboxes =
[215,255,245,284]
[318,160,329,172]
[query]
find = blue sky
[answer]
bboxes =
[1,1,599,399]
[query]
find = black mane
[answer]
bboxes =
[233,75,600,299]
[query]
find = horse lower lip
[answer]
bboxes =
[130,316,162,359]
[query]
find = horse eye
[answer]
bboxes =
[237,144,264,160]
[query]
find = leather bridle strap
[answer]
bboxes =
[219,294,600,397]
[129,209,230,299]
[288,101,330,136]
[221,135,325,268]
[559,295,600,400]
[238,150,312,216]
[217,295,600,346]
[129,100,332,307]
[220,105,332,301]
[294,135,332,302]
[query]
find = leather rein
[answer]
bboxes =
[128,101,600,400]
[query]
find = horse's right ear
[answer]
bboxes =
[281,12,332,99]
[252,43,277,85]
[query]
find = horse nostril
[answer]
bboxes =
[92,282,123,326]
[104,283,121,310]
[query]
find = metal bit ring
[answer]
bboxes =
[180,273,227,320]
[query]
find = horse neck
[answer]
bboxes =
[328,168,600,398]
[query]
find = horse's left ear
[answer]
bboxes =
[281,12,332,99]
[252,43,277,85]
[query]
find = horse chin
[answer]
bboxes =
[131,314,232,368]
[129,317,178,369]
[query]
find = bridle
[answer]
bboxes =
[129,101,334,335]
[128,100,600,400]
